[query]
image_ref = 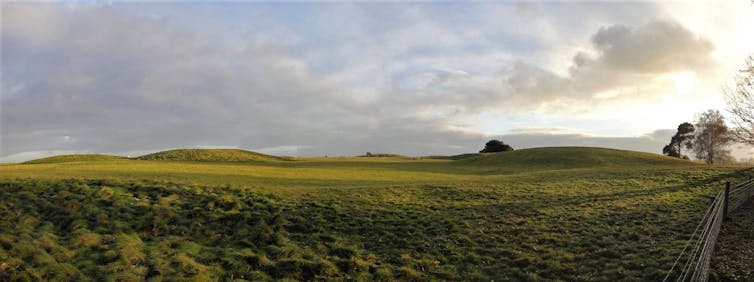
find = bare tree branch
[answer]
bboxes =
[724,56,754,145]
[693,109,733,164]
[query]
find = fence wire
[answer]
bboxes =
[663,179,754,282]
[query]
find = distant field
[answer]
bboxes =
[0,147,749,281]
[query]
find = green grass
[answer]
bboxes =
[0,147,749,281]
[22,154,126,164]
[455,147,696,169]
[136,148,287,162]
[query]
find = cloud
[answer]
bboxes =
[2,3,493,160]
[508,127,589,135]
[325,17,719,119]
[590,20,714,73]
[504,20,716,111]
[1,4,371,157]
[0,3,744,162]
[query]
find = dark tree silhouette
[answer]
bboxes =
[480,140,514,153]
[662,144,680,158]
[662,122,695,159]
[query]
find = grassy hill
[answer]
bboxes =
[455,147,696,168]
[0,147,747,281]
[136,148,287,162]
[22,154,126,164]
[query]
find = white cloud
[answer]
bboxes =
[1,2,752,162]
[503,20,717,112]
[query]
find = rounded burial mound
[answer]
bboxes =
[24,154,126,164]
[455,147,695,169]
[136,149,286,162]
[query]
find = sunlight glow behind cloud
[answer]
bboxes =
[1,1,753,162]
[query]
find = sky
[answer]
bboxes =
[2,1,754,162]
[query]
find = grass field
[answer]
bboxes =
[0,147,749,281]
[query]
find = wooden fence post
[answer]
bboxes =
[723,181,730,221]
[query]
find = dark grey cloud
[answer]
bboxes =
[1,4,373,158]
[590,20,714,73]
[1,4,490,161]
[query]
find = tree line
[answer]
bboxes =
[664,56,754,164]
[663,110,733,164]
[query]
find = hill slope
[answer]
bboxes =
[0,155,742,281]
[23,154,125,164]
[454,147,695,169]
[0,146,746,281]
[136,148,286,162]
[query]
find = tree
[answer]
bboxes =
[662,122,695,159]
[725,56,754,145]
[480,140,513,153]
[662,144,680,158]
[692,109,733,164]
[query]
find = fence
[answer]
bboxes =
[663,179,754,281]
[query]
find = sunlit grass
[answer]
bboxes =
[0,147,749,280]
